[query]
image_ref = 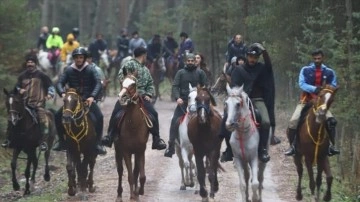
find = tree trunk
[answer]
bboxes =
[51,0,59,28]
[119,0,129,30]
[242,0,249,39]
[40,0,50,28]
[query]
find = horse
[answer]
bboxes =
[148,55,165,103]
[165,53,179,83]
[115,75,152,201]
[37,49,60,78]
[210,64,231,96]
[225,84,265,202]
[99,49,110,78]
[62,88,97,196]
[175,83,197,191]
[3,88,55,195]
[187,86,223,201]
[293,84,338,202]
[106,49,122,92]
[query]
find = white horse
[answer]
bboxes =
[175,83,197,191]
[225,84,265,202]
[37,50,52,74]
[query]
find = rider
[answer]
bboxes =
[147,34,166,80]
[86,51,106,102]
[195,53,212,85]
[101,47,167,150]
[178,32,194,69]
[116,28,130,60]
[60,33,80,65]
[163,32,179,60]
[37,26,49,51]
[72,27,80,42]
[52,47,107,155]
[164,53,208,158]
[284,49,340,156]
[227,34,247,64]
[1,55,55,151]
[88,33,108,65]
[128,31,147,55]
[220,43,275,163]
[46,27,64,69]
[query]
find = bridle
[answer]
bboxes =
[62,91,88,123]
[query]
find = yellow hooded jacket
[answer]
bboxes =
[60,33,80,62]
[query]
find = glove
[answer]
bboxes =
[253,43,265,51]
[314,87,322,94]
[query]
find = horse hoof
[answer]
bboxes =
[201,197,209,202]
[68,187,76,196]
[210,193,215,198]
[139,187,144,195]
[89,186,96,193]
[24,189,30,195]
[13,183,20,191]
[44,173,50,182]
[296,194,303,201]
[189,182,195,187]
[323,194,331,202]
[194,190,199,194]
[180,185,186,190]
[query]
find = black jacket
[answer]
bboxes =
[227,42,247,63]
[56,63,102,100]
[172,66,208,101]
[116,35,129,58]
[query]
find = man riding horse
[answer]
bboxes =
[164,53,208,158]
[220,43,275,163]
[2,55,55,151]
[284,49,340,156]
[101,47,167,150]
[52,47,106,155]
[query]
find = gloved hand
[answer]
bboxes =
[253,43,265,51]
[314,87,322,94]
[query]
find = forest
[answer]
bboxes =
[0,0,359,200]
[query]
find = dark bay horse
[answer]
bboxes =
[62,88,97,196]
[187,87,223,201]
[165,53,179,83]
[293,85,338,202]
[148,55,165,103]
[115,75,151,201]
[3,88,55,195]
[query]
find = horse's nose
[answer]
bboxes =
[62,115,71,123]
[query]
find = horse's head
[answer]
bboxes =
[314,85,338,123]
[118,75,138,106]
[210,64,231,95]
[224,84,250,131]
[4,88,25,126]
[196,86,217,124]
[187,84,198,114]
[100,50,110,68]
[62,88,86,123]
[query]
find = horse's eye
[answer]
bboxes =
[236,103,240,108]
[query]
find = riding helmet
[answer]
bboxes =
[72,47,88,58]
[246,44,262,56]
[52,27,60,33]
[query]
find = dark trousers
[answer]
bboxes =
[55,103,104,142]
[108,99,160,137]
[219,110,232,150]
[168,103,187,143]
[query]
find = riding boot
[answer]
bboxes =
[284,128,297,156]
[258,128,270,163]
[95,118,106,156]
[53,109,67,151]
[220,134,233,162]
[150,120,167,151]
[164,122,178,158]
[325,118,340,156]
[39,122,49,151]
[101,113,118,148]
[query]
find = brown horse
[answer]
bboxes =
[210,63,231,96]
[115,75,152,201]
[148,55,165,103]
[62,88,97,196]
[3,88,55,195]
[187,86,223,201]
[165,53,179,83]
[293,85,338,202]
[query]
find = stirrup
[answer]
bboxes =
[152,138,166,150]
[1,140,10,148]
[164,145,175,158]
[284,145,296,156]
[39,142,48,151]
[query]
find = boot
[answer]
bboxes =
[284,128,297,156]
[152,135,166,150]
[220,135,233,162]
[101,128,115,148]
[326,118,340,156]
[164,141,175,157]
[1,139,10,148]
[95,127,107,156]
[53,133,66,151]
[39,123,49,151]
[258,128,270,163]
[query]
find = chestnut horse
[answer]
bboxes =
[293,85,338,202]
[187,86,222,201]
[115,75,152,201]
[62,88,97,196]
[3,88,55,195]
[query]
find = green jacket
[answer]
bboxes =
[118,58,155,97]
[46,34,64,49]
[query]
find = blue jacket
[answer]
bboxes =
[299,63,337,94]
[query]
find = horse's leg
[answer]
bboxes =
[195,154,208,200]
[188,153,195,188]
[207,154,216,199]
[234,157,247,202]
[250,158,260,202]
[243,161,250,202]
[24,150,35,195]
[79,157,88,192]
[29,149,38,192]
[11,149,21,191]
[208,150,220,198]
[305,157,315,195]
[124,153,135,200]
[315,158,324,202]
[322,157,333,202]
[258,162,266,201]
[88,155,96,193]
[294,155,303,200]
[138,152,146,196]
[115,150,124,201]
[66,152,77,196]
[176,145,186,190]
[133,153,140,195]
[182,148,191,187]
[43,148,51,181]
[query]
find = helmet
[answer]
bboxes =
[231,56,237,64]
[180,32,188,38]
[72,27,79,35]
[52,27,60,33]
[246,44,262,56]
[25,54,38,64]
[66,33,75,41]
[72,47,88,58]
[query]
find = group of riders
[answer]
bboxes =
[2,28,340,165]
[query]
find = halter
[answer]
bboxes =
[313,88,333,114]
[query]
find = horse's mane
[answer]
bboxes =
[297,101,314,133]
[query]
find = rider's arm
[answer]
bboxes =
[90,67,102,99]
[46,35,52,49]
[143,69,155,98]
[172,70,182,100]
[57,36,64,49]
[327,67,337,87]
[199,70,208,87]
[299,66,317,93]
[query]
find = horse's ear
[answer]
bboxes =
[122,67,127,76]
[209,92,217,106]
[226,83,231,95]
[239,84,244,92]
[3,88,9,96]
[189,83,194,91]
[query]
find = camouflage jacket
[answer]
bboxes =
[118,58,155,97]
